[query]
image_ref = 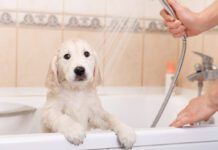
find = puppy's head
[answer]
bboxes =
[45,39,102,93]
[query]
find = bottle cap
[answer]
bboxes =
[166,61,176,73]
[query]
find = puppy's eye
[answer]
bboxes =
[84,51,90,57]
[64,54,71,60]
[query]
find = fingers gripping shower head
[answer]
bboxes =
[159,0,177,18]
[159,0,186,40]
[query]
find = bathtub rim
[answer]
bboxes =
[1,127,218,149]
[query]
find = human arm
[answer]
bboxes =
[160,0,218,37]
[171,81,218,127]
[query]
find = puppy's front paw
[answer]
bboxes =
[60,125,86,145]
[117,126,136,149]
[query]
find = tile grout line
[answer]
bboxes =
[61,0,64,42]
[102,0,107,86]
[141,20,145,87]
[103,0,108,86]
[202,33,205,54]
[15,0,19,87]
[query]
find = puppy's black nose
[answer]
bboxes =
[74,66,85,76]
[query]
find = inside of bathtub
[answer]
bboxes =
[0,89,216,137]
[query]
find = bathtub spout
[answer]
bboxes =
[187,52,218,96]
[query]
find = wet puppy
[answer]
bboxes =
[42,39,136,149]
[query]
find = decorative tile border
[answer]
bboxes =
[0,11,16,26]
[18,12,61,28]
[145,20,167,32]
[64,15,105,30]
[0,9,218,33]
[105,17,144,33]
[9,10,218,33]
[0,10,169,32]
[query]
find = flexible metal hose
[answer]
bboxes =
[151,36,187,128]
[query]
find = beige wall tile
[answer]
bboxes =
[17,28,62,87]
[63,30,104,52]
[178,35,204,89]
[0,0,17,10]
[0,27,16,87]
[145,0,163,19]
[203,32,218,90]
[106,0,145,18]
[64,0,106,16]
[143,33,179,86]
[103,33,143,86]
[18,0,63,13]
[203,33,218,64]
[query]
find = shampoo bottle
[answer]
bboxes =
[165,61,176,94]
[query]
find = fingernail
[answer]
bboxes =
[168,0,176,4]
[170,124,177,127]
[169,17,175,21]
[170,121,176,126]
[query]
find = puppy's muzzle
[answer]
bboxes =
[74,66,86,81]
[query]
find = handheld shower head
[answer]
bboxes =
[151,0,187,128]
[159,0,177,18]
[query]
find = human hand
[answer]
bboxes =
[170,95,217,127]
[160,0,204,37]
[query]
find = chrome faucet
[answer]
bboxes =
[187,51,218,96]
[187,51,218,125]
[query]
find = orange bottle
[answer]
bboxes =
[165,61,176,94]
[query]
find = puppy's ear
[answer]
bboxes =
[93,52,103,87]
[45,56,60,93]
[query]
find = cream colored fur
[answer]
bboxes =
[42,39,136,149]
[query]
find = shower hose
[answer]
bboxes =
[151,35,187,128]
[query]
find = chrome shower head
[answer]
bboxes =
[159,0,177,18]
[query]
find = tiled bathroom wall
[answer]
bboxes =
[0,0,217,88]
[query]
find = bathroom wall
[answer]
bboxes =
[0,0,217,88]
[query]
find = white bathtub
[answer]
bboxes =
[0,87,218,150]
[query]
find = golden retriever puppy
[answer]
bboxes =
[42,39,136,149]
